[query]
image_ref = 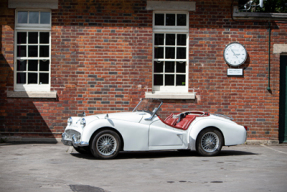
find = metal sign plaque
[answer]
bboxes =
[227,69,243,77]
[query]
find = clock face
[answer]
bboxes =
[223,42,247,67]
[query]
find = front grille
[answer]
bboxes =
[65,129,81,140]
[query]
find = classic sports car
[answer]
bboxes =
[62,99,247,159]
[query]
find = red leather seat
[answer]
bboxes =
[175,116,196,130]
[165,118,178,126]
[164,113,174,121]
[163,113,198,130]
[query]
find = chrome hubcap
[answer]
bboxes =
[201,132,219,153]
[97,134,117,156]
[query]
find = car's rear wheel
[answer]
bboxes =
[90,130,121,159]
[196,128,223,156]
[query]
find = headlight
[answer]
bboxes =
[67,117,72,126]
[80,118,86,128]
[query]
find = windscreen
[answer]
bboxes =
[133,99,162,115]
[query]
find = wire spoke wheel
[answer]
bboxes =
[97,134,117,156]
[201,132,219,153]
[91,130,121,159]
[196,128,223,156]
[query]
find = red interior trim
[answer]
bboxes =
[157,112,209,130]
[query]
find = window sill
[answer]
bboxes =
[146,1,195,11]
[7,91,57,98]
[145,92,196,99]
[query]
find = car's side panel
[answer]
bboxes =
[81,118,150,151]
[114,120,150,151]
[188,117,247,150]
[149,120,187,147]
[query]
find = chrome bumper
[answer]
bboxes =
[61,132,89,147]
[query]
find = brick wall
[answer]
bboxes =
[1,0,286,141]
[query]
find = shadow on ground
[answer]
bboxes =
[70,149,258,160]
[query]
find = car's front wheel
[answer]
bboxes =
[90,130,121,159]
[196,128,223,156]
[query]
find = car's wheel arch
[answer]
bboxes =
[195,126,225,146]
[89,127,124,151]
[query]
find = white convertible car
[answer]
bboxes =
[62,99,247,159]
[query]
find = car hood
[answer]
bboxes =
[84,112,148,124]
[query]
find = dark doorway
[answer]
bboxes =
[279,55,287,143]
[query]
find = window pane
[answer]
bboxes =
[176,62,186,73]
[17,46,26,57]
[40,46,49,57]
[155,14,164,26]
[28,46,38,57]
[28,73,37,84]
[177,34,186,45]
[40,12,50,24]
[177,48,186,59]
[154,34,164,45]
[166,34,175,45]
[154,74,163,86]
[165,62,174,72]
[40,32,49,44]
[17,32,26,44]
[165,75,174,85]
[28,32,38,44]
[18,11,28,23]
[40,73,49,84]
[165,47,175,59]
[17,60,26,71]
[28,60,38,71]
[177,14,186,26]
[29,12,39,24]
[153,13,188,89]
[154,61,163,73]
[17,73,26,84]
[176,75,186,86]
[154,47,163,59]
[166,14,175,26]
[40,60,49,71]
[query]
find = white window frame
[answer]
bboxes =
[14,9,51,92]
[152,11,189,93]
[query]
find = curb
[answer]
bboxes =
[245,140,281,146]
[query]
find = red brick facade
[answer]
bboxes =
[1,0,286,142]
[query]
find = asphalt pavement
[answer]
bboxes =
[0,143,286,192]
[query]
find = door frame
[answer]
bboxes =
[279,55,287,143]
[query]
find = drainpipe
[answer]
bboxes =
[267,21,271,92]
[232,2,272,92]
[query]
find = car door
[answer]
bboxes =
[148,119,187,149]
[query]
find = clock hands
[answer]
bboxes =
[231,48,238,58]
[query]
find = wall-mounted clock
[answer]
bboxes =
[223,42,247,67]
